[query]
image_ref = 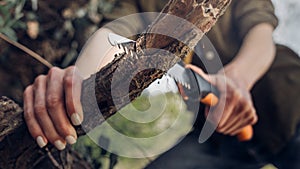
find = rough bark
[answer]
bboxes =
[0,96,92,169]
[0,0,231,168]
[79,0,231,134]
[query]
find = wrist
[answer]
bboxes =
[220,64,254,91]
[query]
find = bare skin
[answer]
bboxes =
[23,23,275,150]
[217,23,275,135]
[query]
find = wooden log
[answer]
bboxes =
[80,0,231,133]
[0,0,231,168]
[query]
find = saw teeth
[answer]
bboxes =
[124,46,129,54]
[184,83,188,88]
[167,74,190,89]
[119,44,124,51]
[130,50,133,57]
[178,79,190,90]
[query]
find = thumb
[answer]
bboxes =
[185,64,217,85]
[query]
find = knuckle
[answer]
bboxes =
[247,107,256,117]
[63,75,74,88]
[242,104,252,114]
[24,85,32,96]
[47,67,62,80]
[251,113,258,124]
[66,66,83,81]
[250,108,256,116]
[233,90,242,100]
[48,67,61,75]
[226,91,240,103]
[34,104,47,115]
[66,66,76,72]
[245,111,257,125]
[34,75,46,85]
[46,94,62,108]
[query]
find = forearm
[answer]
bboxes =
[223,23,276,90]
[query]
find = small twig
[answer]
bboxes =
[0,33,53,69]
[45,147,63,169]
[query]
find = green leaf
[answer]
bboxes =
[14,0,25,17]
[1,26,17,41]
[0,16,4,27]
[1,4,13,22]
[5,18,17,28]
[4,2,15,12]
[11,19,25,29]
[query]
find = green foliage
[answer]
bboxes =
[0,0,26,41]
[73,135,121,169]
[98,0,118,13]
[73,93,194,169]
[73,136,104,169]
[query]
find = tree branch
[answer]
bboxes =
[0,0,231,168]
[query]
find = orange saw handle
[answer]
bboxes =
[192,71,253,141]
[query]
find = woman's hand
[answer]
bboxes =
[186,64,258,136]
[23,66,83,150]
[23,28,116,150]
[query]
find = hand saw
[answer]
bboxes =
[107,33,253,142]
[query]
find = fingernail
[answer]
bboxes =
[66,135,77,145]
[71,113,82,126]
[36,136,47,148]
[54,140,66,150]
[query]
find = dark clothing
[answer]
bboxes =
[206,0,278,64]
[251,45,300,154]
[4,0,298,168]
[145,125,300,169]
[105,0,278,63]
[101,0,300,165]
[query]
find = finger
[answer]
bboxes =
[218,87,242,127]
[216,93,236,128]
[64,66,84,126]
[33,75,66,150]
[217,99,245,132]
[24,85,48,148]
[227,107,257,136]
[230,118,254,136]
[185,64,217,85]
[203,75,228,124]
[46,67,77,145]
[226,96,257,135]
[218,106,249,135]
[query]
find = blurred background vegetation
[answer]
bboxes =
[0,0,118,104]
[0,1,194,168]
[0,0,147,168]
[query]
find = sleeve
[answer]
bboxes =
[233,0,278,39]
[102,0,165,37]
[101,0,144,36]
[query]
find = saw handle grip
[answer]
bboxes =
[192,71,253,142]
